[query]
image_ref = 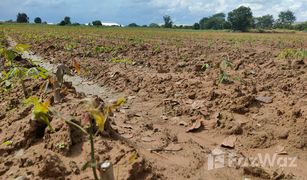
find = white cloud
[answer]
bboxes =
[149,0,307,21]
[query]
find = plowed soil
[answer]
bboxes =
[0,25,307,179]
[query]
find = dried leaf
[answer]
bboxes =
[221,136,237,148]
[255,96,273,104]
[141,137,155,142]
[276,145,288,155]
[202,119,218,129]
[128,152,138,164]
[88,109,107,133]
[122,134,134,139]
[164,144,182,151]
[186,118,205,132]
[108,97,126,113]
[72,58,81,75]
[85,97,125,133]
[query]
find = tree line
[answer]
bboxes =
[6,6,307,31]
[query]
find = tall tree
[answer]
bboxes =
[127,23,139,27]
[199,17,209,29]
[255,15,274,29]
[16,13,29,23]
[34,17,42,24]
[228,6,254,32]
[278,10,296,25]
[149,23,160,28]
[92,20,102,26]
[199,13,227,30]
[59,16,71,26]
[64,16,71,25]
[193,23,200,30]
[163,15,173,28]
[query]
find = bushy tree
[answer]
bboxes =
[199,13,228,30]
[127,23,139,27]
[276,10,296,28]
[72,23,80,26]
[199,17,209,29]
[149,23,160,28]
[34,17,42,24]
[92,20,102,26]
[16,13,29,23]
[193,23,200,30]
[228,6,253,31]
[293,21,307,31]
[59,16,71,26]
[163,15,173,28]
[255,15,274,29]
[64,16,71,25]
[59,21,66,26]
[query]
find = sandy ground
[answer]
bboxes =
[0,28,307,179]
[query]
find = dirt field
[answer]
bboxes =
[0,24,307,179]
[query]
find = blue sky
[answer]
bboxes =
[0,0,306,25]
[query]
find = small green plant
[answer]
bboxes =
[152,44,161,54]
[1,66,49,97]
[218,69,230,84]
[217,58,233,84]
[278,48,307,60]
[51,97,126,180]
[24,96,54,132]
[64,43,77,51]
[201,63,209,70]
[2,140,13,146]
[220,59,233,69]
[111,57,134,64]
[0,44,48,97]
[94,45,114,54]
[57,143,65,149]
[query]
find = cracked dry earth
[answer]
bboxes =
[1,26,307,180]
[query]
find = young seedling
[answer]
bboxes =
[218,58,233,84]
[24,96,54,132]
[0,44,48,97]
[51,97,125,180]
[3,66,48,97]
[83,97,126,180]
[111,57,134,69]
[201,63,209,70]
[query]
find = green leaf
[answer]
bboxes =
[1,49,17,66]
[24,96,54,132]
[2,140,13,146]
[8,67,26,79]
[14,44,31,53]
[57,143,65,149]
[111,57,134,64]
[28,67,49,79]
[201,63,209,70]
[4,80,11,88]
